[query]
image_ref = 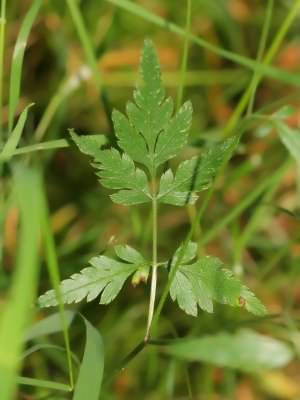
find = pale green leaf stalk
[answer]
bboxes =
[38,40,266,340]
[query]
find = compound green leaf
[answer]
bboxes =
[154,101,193,167]
[124,39,175,166]
[113,39,172,169]
[170,255,266,317]
[126,96,174,169]
[110,189,150,205]
[115,245,150,285]
[158,137,238,206]
[115,244,146,264]
[112,109,149,168]
[171,241,198,266]
[112,40,192,172]
[38,252,141,307]
[71,130,151,206]
[70,130,106,158]
[158,168,198,206]
[94,149,151,205]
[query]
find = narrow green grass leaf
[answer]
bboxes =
[17,377,71,392]
[276,121,300,163]
[73,317,104,400]
[13,138,69,155]
[8,0,42,132]
[0,104,33,162]
[165,330,293,372]
[271,105,295,119]
[0,0,7,133]
[0,167,42,400]
[21,344,77,363]
[247,0,273,115]
[176,0,192,108]
[25,311,75,341]
[267,204,300,221]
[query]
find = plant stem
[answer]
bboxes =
[0,0,6,138]
[40,186,74,389]
[104,340,146,387]
[176,0,192,109]
[145,176,158,340]
[247,0,273,116]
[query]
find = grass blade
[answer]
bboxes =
[40,183,75,388]
[0,0,7,135]
[247,0,274,115]
[0,103,33,162]
[13,138,70,155]
[176,0,192,108]
[73,317,104,400]
[8,0,42,133]
[0,166,42,400]
[21,344,77,362]
[17,377,71,392]
[25,311,75,341]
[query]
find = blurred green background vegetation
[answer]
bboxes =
[1,0,300,399]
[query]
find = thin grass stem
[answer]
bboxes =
[176,0,192,109]
[40,185,74,388]
[0,0,6,137]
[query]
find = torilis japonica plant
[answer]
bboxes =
[38,40,266,341]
